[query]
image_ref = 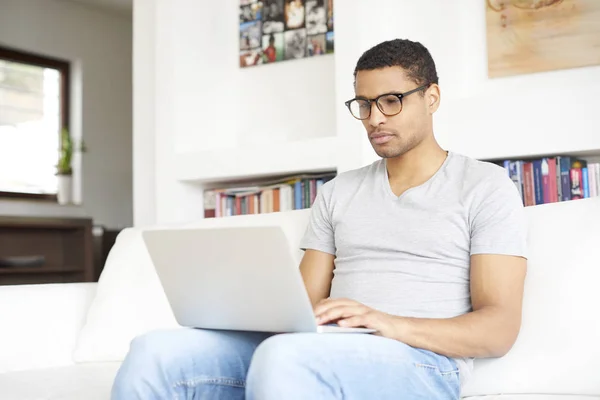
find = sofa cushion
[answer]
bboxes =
[73,210,312,363]
[0,283,97,374]
[462,198,600,396]
[0,362,120,400]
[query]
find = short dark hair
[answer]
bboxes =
[354,39,439,88]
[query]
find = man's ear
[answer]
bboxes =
[428,84,441,113]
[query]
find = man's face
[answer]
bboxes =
[354,67,437,159]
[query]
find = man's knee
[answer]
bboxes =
[249,334,304,372]
[246,334,338,399]
[125,329,183,367]
[112,329,194,399]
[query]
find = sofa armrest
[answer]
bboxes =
[0,282,97,374]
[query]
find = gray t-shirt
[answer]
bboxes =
[299,151,528,385]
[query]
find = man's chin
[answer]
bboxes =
[372,145,403,159]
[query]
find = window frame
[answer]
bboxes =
[0,46,71,201]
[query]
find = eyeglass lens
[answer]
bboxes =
[349,95,403,119]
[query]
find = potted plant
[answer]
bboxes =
[56,128,76,205]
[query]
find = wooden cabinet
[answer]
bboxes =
[0,216,94,285]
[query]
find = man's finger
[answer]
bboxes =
[337,315,368,329]
[316,305,368,325]
[314,298,359,315]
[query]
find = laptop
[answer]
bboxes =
[142,225,375,334]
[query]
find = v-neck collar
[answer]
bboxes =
[382,151,452,200]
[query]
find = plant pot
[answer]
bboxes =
[57,174,73,205]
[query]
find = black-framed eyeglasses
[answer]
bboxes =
[344,84,429,120]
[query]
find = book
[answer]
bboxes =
[559,157,571,201]
[588,164,597,198]
[499,156,599,207]
[204,171,336,218]
[532,160,543,205]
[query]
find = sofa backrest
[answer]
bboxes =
[73,209,312,363]
[463,197,600,396]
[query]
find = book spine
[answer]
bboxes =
[533,160,543,205]
[310,179,317,205]
[273,188,280,212]
[560,157,571,201]
[282,186,291,211]
[248,195,253,214]
[508,161,523,201]
[582,167,590,198]
[588,164,597,197]
[278,187,285,212]
[226,196,233,216]
[523,163,534,207]
[541,158,550,204]
[203,190,216,218]
[303,179,309,208]
[294,181,302,210]
[518,161,525,204]
[555,156,562,202]
[571,167,583,200]
[548,158,558,203]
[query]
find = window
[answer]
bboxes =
[0,46,70,200]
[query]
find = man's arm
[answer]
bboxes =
[318,253,527,358]
[299,249,335,307]
[389,254,527,359]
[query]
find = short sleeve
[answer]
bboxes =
[299,184,336,255]
[469,172,528,258]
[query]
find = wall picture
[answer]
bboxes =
[486,0,600,78]
[240,0,334,67]
[262,33,285,63]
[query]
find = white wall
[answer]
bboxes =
[134,0,336,226]
[0,0,133,229]
[135,0,600,225]
[171,0,336,154]
[132,0,156,227]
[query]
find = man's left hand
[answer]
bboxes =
[313,298,404,338]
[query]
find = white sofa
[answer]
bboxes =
[1,198,599,400]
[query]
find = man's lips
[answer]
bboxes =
[370,132,395,145]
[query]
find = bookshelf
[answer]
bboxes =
[203,171,337,218]
[175,127,600,218]
[484,154,600,207]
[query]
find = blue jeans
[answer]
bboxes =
[111,329,460,399]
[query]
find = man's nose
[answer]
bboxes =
[368,102,386,127]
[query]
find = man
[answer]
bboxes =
[112,39,527,399]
